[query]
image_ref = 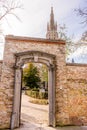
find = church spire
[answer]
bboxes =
[50,7,54,30]
[46,7,58,40]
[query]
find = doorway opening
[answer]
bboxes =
[21,63,49,127]
[10,51,56,129]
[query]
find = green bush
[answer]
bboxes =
[25,90,48,99]
[30,99,48,105]
[32,87,39,91]
[39,91,48,99]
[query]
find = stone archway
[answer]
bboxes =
[11,51,56,129]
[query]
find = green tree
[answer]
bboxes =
[23,63,41,89]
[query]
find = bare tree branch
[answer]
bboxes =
[75,1,87,25]
[0,0,22,21]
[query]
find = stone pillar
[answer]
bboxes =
[11,67,22,129]
[48,65,55,126]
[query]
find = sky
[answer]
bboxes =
[0,0,87,59]
[67,45,87,63]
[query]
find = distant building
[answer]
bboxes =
[46,7,58,40]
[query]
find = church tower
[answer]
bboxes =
[46,7,58,40]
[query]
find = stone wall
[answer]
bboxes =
[0,60,2,80]
[66,63,87,125]
[0,35,87,129]
[0,35,66,128]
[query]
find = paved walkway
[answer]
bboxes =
[21,93,48,125]
[14,94,87,130]
[15,123,87,130]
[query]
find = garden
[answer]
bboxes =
[22,63,48,105]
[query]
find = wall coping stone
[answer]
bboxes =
[5,35,65,45]
[66,63,87,67]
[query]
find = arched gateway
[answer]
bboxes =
[1,34,87,130]
[11,51,56,129]
[0,35,67,129]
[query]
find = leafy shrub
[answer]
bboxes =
[30,99,48,105]
[25,90,48,99]
[39,91,48,99]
